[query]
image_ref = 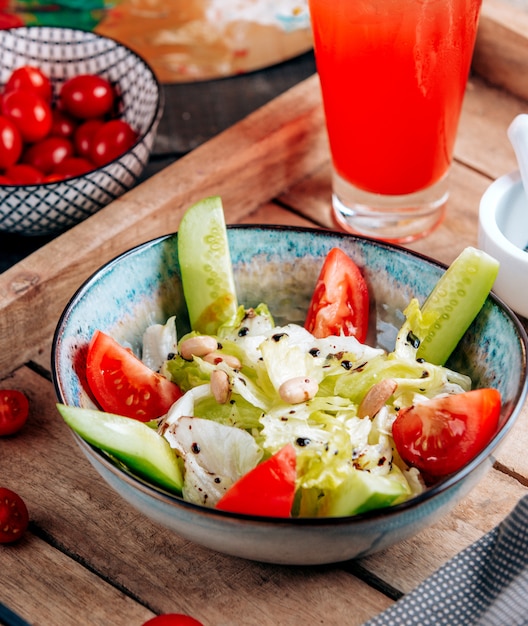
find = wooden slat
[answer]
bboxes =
[473,0,528,102]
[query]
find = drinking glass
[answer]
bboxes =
[308,0,482,243]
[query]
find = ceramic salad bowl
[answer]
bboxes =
[52,226,528,565]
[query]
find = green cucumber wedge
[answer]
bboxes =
[178,196,238,335]
[415,247,499,365]
[57,404,183,494]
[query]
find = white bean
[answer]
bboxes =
[203,351,242,370]
[358,378,397,418]
[211,370,230,404]
[279,376,319,405]
[179,335,218,360]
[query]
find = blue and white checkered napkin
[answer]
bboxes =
[364,494,528,626]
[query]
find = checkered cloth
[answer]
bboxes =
[365,495,528,626]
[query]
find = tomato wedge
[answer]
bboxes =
[216,444,296,517]
[0,487,29,543]
[392,388,501,480]
[0,389,29,436]
[304,247,369,342]
[86,330,182,422]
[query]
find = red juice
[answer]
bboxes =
[309,0,482,196]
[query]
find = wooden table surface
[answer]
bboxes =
[1,1,528,624]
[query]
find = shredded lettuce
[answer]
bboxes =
[150,304,474,517]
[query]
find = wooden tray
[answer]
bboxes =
[1,2,528,623]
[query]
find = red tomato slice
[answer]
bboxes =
[0,390,29,436]
[216,444,296,517]
[86,330,183,422]
[0,487,29,543]
[304,247,369,343]
[392,388,501,480]
[142,615,204,626]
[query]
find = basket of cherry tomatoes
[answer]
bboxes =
[0,27,163,236]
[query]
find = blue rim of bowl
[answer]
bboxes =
[52,225,528,526]
[0,25,164,186]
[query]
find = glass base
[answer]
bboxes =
[332,172,449,244]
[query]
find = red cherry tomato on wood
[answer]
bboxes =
[50,109,77,139]
[5,65,53,102]
[0,115,22,169]
[90,119,137,166]
[304,247,370,343]
[0,487,29,543]
[392,388,501,480]
[142,615,204,626]
[52,156,94,178]
[74,118,105,159]
[216,444,297,517]
[22,136,74,175]
[2,89,52,143]
[60,74,115,119]
[0,390,29,436]
[4,163,45,185]
[86,330,183,422]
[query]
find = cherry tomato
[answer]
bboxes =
[304,247,370,343]
[4,163,45,185]
[90,119,137,166]
[2,89,52,143]
[0,115,22,169]
[392,388,501,481]
[86,330,183,422]
[0,175,13,184]
[5,65,53,102]
[216,444,296,517]
[142,615,204,626]
[74,118,105,159]
[50,109,77,139]
[60,74,115,119]
[0,487,29,543]
[0,390,29,436]
[52,156,94,179]
[22,136,74,175]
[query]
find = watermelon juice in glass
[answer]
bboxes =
[308,0,482,243]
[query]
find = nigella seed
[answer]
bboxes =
[420,371,429,379]
[416,357,425,363]
[191,442,201,454]
[214,477,221,484]
[378,456,387,466]
[341,360,353,370]
[272,333,288,342]
[296,437,311,447]
[167,352,175,360]
[406,331,421,349]
[309,348,321,357]
[238,327,249,337]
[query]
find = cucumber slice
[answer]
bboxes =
[416,247,499,365]
[178,196,238,335]
[57,404,183,494]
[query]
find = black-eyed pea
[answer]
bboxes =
[180,335,218,360]
[211,369,230,404]
[279,376,319,405]
[203,351,242,370]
